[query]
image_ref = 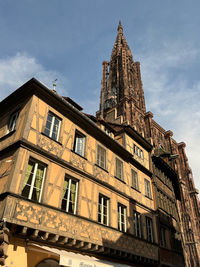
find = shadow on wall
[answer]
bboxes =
[101,198,184,267]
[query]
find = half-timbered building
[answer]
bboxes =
[0,22,199,267]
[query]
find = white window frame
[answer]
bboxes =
[98,194,109,226]
[44,111,61,141]
[96,144,106,169]
[118,204,127,232]
[133,210,142,238]
[134,144,144,160]
[61,177,79,214]
[146,217,154,242]
[144,178,152,199]
[105,127,112,137]
[131,169,139,190]
[8,110,20,133]
[73,131,86,157]
[115,158,124,180]
[22,158,46,202]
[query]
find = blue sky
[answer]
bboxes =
[0,0,200,191]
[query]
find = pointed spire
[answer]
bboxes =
[117,20,123,34]
[98,22,146,127]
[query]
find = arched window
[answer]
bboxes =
[36,259,60,267]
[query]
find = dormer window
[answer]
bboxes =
[105,127,112,137]
[134,144,144,160]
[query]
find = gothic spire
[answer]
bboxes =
[98,23,146,133]
[111,21,132,60]
[117,20,123,33]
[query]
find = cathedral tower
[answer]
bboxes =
[98,21,146,136]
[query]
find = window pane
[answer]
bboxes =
[47,113,53,122]
[34,164,45,201]
[22,161,35,198]
[74,132,85,156]
[132,170,138,190]
[52,132,57,141]
[44,112,61,141]
[133,211,141,238]
[45,121,51,131]
[31,187,40,201]
[61,177,78,214]
[146,217,153,242]
[145,179,152,198]
[116,158,123,180]
[22,159,46,202]
[118,204,126,232]
[61,199,67,211]
[98,195,109,225]
[97,145,106,169]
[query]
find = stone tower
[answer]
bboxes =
[98,21,146,137]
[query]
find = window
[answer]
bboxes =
[61,176,78,214]
[22,158,46,202]
[73,131,85,157]
[98,195,109,225]
[118,204,127,232]
[44,112,61,141]
[131,169,139,190]
[115,158,123,180]
[8,110,20,132]
[144,178,152,199]
[96,145,106,169]
[133,210,142,238]
[146,217,154,242]
[105,128,112,137]
[134,144,144,160]
[160,227,167,247]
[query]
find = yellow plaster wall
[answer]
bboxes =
[9,148,29,194]
[5,241,27,267]
[5,239,59,267]
[0,154,14,194]
[45,163,64,208]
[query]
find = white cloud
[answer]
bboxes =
[139,41,200,191]
[0,52,68,100]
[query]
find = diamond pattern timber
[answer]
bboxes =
[3,195,158,261]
